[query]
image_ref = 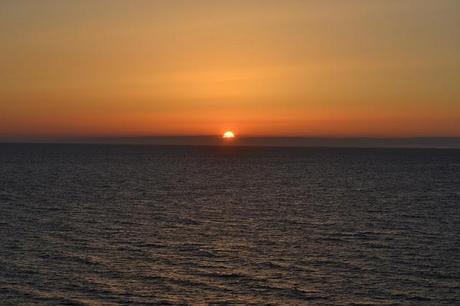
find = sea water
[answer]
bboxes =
[0,144,459,305]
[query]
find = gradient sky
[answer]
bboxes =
[1,0,459,138]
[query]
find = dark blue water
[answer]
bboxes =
[0,144,459,305]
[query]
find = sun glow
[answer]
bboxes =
[223,131,235,139]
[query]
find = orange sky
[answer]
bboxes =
[1,0,459,138]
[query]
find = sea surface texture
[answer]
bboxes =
[0,144,459,305]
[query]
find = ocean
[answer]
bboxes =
[0,144,459,305]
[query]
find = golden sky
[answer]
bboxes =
[1,0,459,137]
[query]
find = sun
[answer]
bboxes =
[223,131,235,139]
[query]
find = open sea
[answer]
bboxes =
[0,144,459,305]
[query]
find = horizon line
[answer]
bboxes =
[1,135,460,149]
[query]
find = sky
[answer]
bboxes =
[1,0,459,138]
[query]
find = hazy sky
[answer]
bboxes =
[1,0,459,137]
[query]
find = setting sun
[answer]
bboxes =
[223,131,235,139]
